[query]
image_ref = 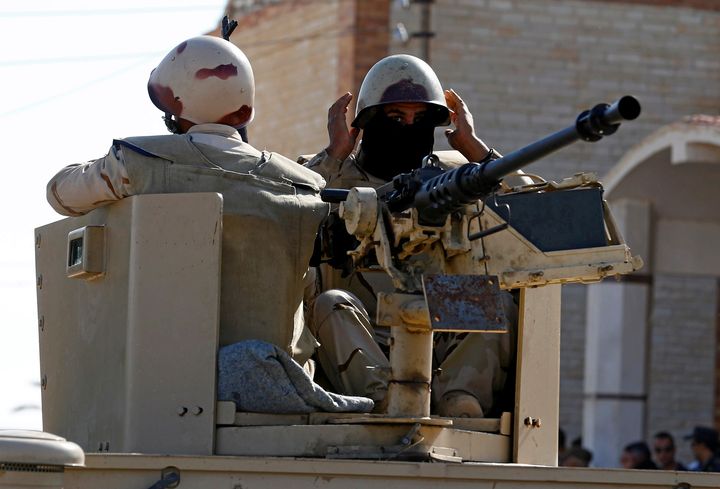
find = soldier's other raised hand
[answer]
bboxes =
[325,92,360,162]
[444,89,491,163]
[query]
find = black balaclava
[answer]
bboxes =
[356,113,436,181]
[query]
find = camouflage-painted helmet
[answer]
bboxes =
[352,54,450,128]
[148,36,255,126]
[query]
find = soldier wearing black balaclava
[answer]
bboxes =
[303,54,520,418]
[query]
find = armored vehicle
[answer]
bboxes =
[2,95,718,489]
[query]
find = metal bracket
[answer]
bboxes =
[376,293,430,328]
[423,275,509,332]
[429,446,463,463]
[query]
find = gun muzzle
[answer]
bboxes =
[575,95,641,142]
[603,95,642,125]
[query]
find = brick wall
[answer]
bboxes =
[352,0,391,95]
[217,0,720,456]
[223,0,390,159]
[647,274,717,465]
[601,0,720,10]
[387,0,720,454]
[223,0,346,157]
[390,0,720,182]
[223,0,720,169]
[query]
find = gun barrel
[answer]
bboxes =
[482,125,578,182]
[484,95,640,182]
[415,95,641,225]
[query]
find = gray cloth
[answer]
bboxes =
[218,340,374,413]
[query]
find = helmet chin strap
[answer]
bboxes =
[163,113,180,134]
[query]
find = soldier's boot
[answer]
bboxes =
[436,390,484,418]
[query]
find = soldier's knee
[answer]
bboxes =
[312,289,366,332]
[314,289,354,316]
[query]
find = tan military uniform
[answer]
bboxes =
[48,124,328,364]
[302,149,517,414]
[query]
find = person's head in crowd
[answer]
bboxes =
[685,426,719,465]
[621,441,657,469]
[561,447,593,467]
[653,431,680,470]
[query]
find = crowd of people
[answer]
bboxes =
[559,426,720,472]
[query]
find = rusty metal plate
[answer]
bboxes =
[422,275,509,332]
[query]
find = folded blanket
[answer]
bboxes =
[218,340,374,413]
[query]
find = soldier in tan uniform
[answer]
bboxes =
[47,35,328,366]
[303,54,520,417]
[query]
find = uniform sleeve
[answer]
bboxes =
[46,144,132,216]
[302,149,345,183]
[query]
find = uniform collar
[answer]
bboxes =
[187,123,243,141]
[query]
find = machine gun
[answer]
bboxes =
[318,95,642,289]
[315,96,644,445]
[322,95,641,216]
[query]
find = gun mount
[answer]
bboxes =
[315,97,644,450]
[321,96,643,290]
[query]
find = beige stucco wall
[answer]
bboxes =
[227,1,347,158]
[391,0,720,181]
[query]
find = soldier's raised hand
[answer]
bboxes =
[444,89,491,162]
[325,92,360,162]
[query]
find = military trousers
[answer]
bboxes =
[310,289,517,415]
